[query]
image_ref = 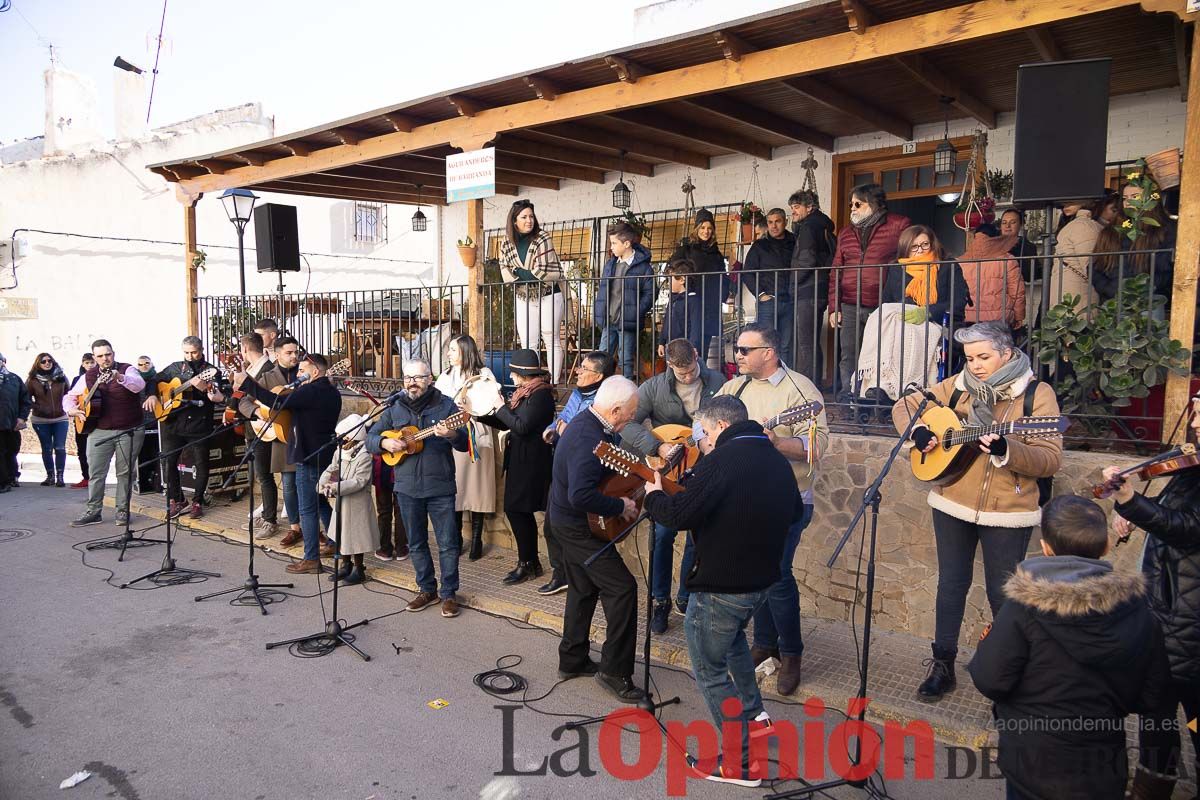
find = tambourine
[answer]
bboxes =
[455,374,504,416]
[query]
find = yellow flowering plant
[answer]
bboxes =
[1123,158,1162,244]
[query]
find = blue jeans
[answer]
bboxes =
[685,590,769,770]
[33,420,68,477]
[651,524,695,604]
[281,470,299,525]
[599,325,639,380]
[752,503,813,657]
[397,492,459,598]
[756,297,794,369]
[294,462,331,561]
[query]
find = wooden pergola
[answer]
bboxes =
[149,0,1200,442]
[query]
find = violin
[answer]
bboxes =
[1092,443,1199,498]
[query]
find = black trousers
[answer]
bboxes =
[374,477,405,556]
[75,430,89,477]
[554,516,638,678]
[246,439,277,523]
[543,516,564,579]
[1139,678,1200,776]
[506,511,540,563]
[160,428,210,504]
[0,429,20,485]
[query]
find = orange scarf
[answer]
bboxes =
[898,251,939,306]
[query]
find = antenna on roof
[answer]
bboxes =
[145,0,169,124]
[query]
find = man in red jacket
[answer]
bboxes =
[827,183,911,397]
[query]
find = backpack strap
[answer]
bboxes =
[733,376,754,399]
[948,387,965,411]
[1023,379,1039,418]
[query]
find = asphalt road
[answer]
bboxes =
[0,481,1006,800]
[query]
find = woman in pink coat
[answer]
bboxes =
[958,223,1026,330]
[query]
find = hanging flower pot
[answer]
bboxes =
[1144,148,1181,190]
[456,236,477,268]
[740,223,754,243]
[953,209,996,229]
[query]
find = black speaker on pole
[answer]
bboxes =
[1012,58,1112,205]
[254,203,301,273]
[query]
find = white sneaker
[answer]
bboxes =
[253,521,278,539]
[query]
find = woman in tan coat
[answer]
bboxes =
[892,321,1062,701]
[1049,193,1118,315]
[319,413,380,584]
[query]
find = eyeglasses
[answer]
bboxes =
[403,374,431,382]
[578,366,601,375]
[734,345,770,356]
[669,362,700,375]
[909,242,932,253]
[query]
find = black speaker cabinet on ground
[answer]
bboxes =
[1012,58,1111,205]
[254,203,301,273]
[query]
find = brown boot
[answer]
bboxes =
[777,654,802,696]
[279,527,302,548]
[285,559,322,574]
[1127,766,1177,800]
[750,646,779,669]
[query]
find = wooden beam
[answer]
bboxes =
[1176,18,1190,102]
[282,141,313,157]
[535,123,710,169]
[322,165,520,196]
[255,183,446,206]
[1026,26,1064,61]
[466,199,485,343]
[893,54,997,128]
[183,198,199,337]
[780,77,912,140]
[495,170,559,191]
[712,30,753,61]
[331,127,367,146]
[164,0,1166,196]
[233,152,268,167]
[1164,21,1200,443]
[496,136,653,176]
[382,113,415,133]
[367,155,447,177]
[612,108,775,160]
[523,75,562,101]
[841,0,875,34]
[495,154,606,183]
[165,164,207,180]
[682,95,835,151]
[447,94,482,118]
[605,55,647,83]
[193,159,241,175]
[266,173,448,200]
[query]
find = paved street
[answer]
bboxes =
[0,478,1008,800]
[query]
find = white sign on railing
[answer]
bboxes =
[446,148,496,203]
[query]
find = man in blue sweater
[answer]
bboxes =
[644,395,804,788]
[367,359,468,619]
[550,376,643,702]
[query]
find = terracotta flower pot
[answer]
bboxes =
[457,245,478,268]
[953,209,996,229]
[1144,148,1181,190]
[740,223,754,243]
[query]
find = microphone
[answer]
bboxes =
[283,375,307,390]
[383,390,407,406]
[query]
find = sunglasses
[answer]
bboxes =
[850,201,868,209]
[734,345,770,356]
[40,358,53,364]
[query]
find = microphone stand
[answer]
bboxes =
[265,407,383,661]
[86,426,168,560]
[194,396,294,613]
[773,391,930,799]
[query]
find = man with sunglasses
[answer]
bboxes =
[235,352,341,574]
[619,339,725,635]
[715,322,829,696]
[367,359,468,618]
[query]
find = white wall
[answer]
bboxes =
[437,87,1186,281]
[0,105,439,370]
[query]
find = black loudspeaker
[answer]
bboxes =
[254,203,301,272]
[1012,58,1111,205]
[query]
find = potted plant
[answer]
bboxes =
[953,195,996,229]
[457,236,477,268]
[1031,274,1191,439]
[1121,160,1164,244]
[738,202,761,243]
[987,169,1014,203]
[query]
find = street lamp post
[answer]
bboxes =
[219,188,259,297]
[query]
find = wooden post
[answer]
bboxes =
[182,192,201,337]
[466,198,485,345]
[1163,23,1200,444]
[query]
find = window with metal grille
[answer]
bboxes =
[354,202,387,243]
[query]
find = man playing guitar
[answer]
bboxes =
[549,375,644,703]
[64,339,147,527]
[142,336,225,520]
[715,322,829,696]
[620,338,726,635]
[229,332,280,538]
[258,336,302,546]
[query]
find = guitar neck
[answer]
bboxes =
[411,414,467,441]
[946,421,1018,447]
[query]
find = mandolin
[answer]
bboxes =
[909,405,1068,485]
[379,410,470,467]
[154,368,219,422]
[589,441,683,541]
[74,369,115,435]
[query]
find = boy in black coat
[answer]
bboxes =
[968,495,1169,800]
[659,258,705,358]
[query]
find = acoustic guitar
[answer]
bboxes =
[154,368,219,422]
[249,358,351,444]
[649,400,824,474]
[74,369,115,435]
[909,405,1069,485]
[379,410,470,467]
[588,441,684,541]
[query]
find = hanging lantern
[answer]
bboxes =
[612,149,631,210]
[934,96,956,182]
[411,184,428,231]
